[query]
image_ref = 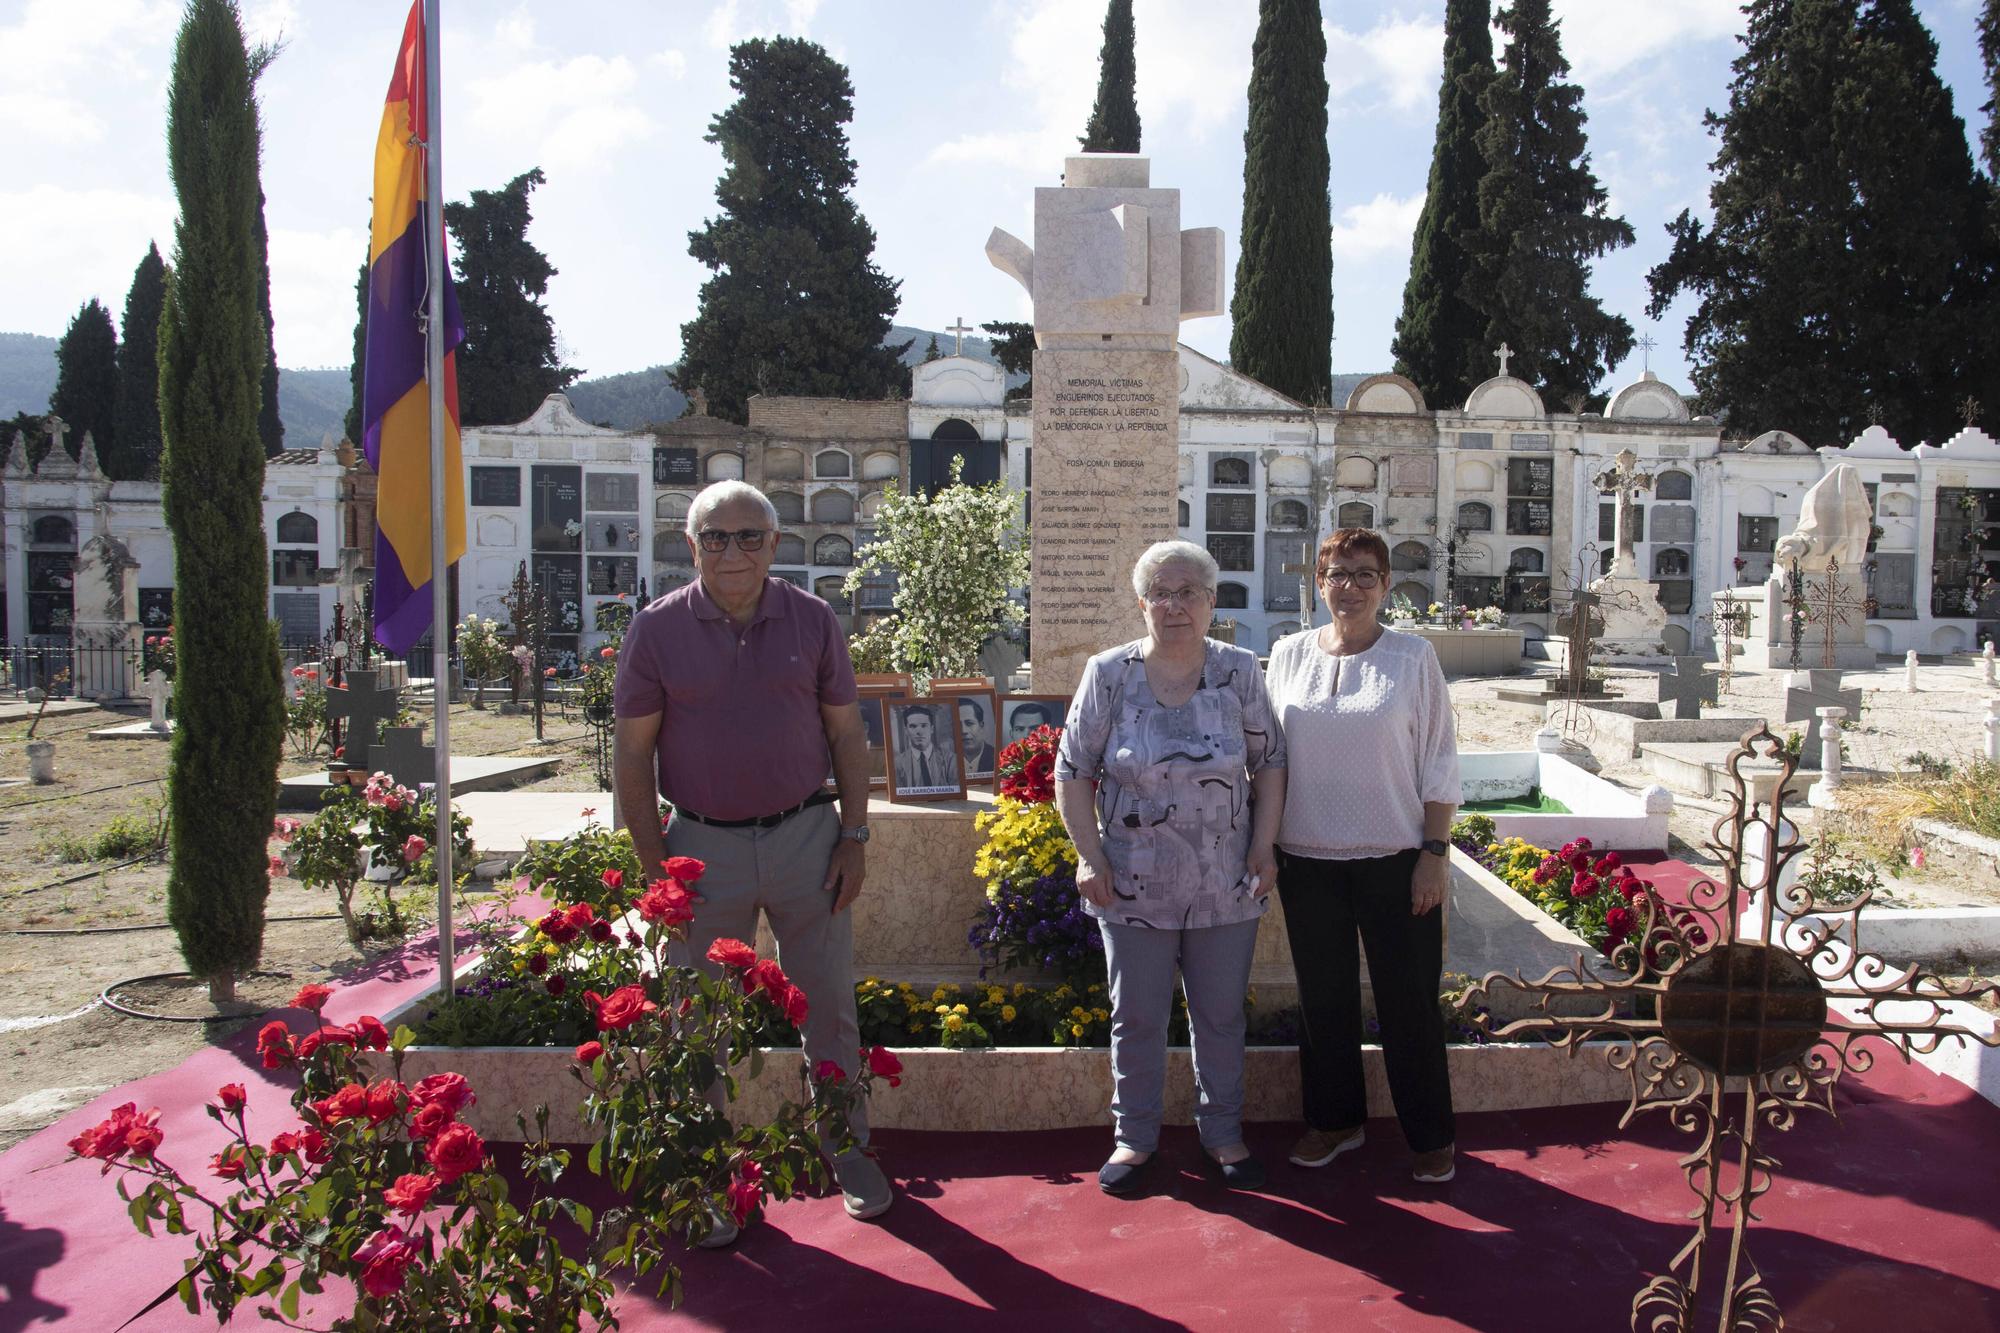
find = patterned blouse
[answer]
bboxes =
[1055,639,1287,930]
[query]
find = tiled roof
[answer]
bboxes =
[270,449,327,466]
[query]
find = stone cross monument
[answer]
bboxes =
[1594,449,1654,581]
[1587,449,1669,655]
[987,153,1224,694]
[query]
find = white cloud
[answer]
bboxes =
[0,185,178,336]
[704,0,818,50]
[1326,16,1442,117]
[464,56,654,173]
[240,0,302,48]
[1331,192,1424,263]
[1551,0,1743,81]
[495,6,536,52]
[0,0,177,145]
[266,225,368,370]
[649,49,688,80]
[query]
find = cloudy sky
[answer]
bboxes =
[4,0,1992,402]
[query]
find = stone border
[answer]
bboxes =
[1911,817,2000,883]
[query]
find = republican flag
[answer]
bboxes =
[363,0,464,654]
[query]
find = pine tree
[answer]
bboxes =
[49,298,118,467]
[675,38,906,424]
[922,334,942,363]
[1392,0,1494,410]
[1465,0,1633,407]
[113,243,168,479]
[980,320,1034,400]
[444,167,581,427]
[1229,0,1332,406]
[158,0,287,1004]
[1647,0,1997,443]
[1079,0,1141,153]
[344,257,366,444]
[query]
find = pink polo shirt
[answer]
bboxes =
[614,577,858,821]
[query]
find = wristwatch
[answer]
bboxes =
[838,825,871,845]
[1420,838,1449,858]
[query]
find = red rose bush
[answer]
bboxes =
[67,984,613,1329]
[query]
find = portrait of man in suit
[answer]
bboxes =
[890,703,960,794]
[958,695,997,781]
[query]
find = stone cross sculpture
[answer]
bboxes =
[323,668,402,774]
[1282,541,1315,630]
[985,153,1224,694]
[946,316,973,356]
[378,725,438,792]
[1783,671,1862,770]
[1593,449,1655,581]
[1656,656,1718,720]
[1494,342,1513,377]
[142,669,172,734]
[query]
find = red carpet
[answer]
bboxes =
[5,887,2000,1331]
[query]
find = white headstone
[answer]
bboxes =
[143,669,171,733]
[1983,641,1995,687]
[1987,700,2000,763]
[1905,649,1919,692]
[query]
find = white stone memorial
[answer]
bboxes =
[1587,449,1670,656]
[987,153,1224,695]
[1743,465,1876,671]
[70,514,143,702]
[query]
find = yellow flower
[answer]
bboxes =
[944,1013,965,1032]
[1070,1023,1085,1037]
[1013,983,1030,998]
[1000,1005,1017,1022]
[1092,1008,1109,1021]
[952,1003,969,1015]
[934,1004,951,1015]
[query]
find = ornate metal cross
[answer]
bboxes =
[1783,559,1808,672]
[503,560,549,742]
[1637,332,1657,373]
[1466,729,2000,1330]
[1698,598,1749,697]
[1803,557,1868,671]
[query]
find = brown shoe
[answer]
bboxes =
[1412,1144,1456,1183]
[1288,1124,1364,1168]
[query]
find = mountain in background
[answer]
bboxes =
[0,333,59,419]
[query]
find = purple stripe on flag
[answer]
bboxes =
[372,526,434,656]
[361,213,463,469]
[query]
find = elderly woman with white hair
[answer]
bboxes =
[1054,540,1286,1195]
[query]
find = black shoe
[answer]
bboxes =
[1210,1152,1266,1191]
[1098,1153,1156,1196]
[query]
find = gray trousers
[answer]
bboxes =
[664,801,867,1144]
[1099,916,1260,1153]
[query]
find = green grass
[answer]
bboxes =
[1462,787,1571,815]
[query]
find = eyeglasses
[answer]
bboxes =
[1320,569,1384,589]
[1142,585,1213,607]
[695,528,772,553]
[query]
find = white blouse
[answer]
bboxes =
[1264,626,1461,860]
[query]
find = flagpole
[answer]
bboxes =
[422,0,455,1000]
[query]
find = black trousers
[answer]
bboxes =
[1276,847,1456,1153]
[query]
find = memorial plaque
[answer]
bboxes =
[1030,346,1180,691]
[27,551,73,592]
[530,466,582,551]
[1459,431,1493,450]
[139,588,173,628]
[1508,457,1553,496]
[587,556,638,596]
[585,517,639,552]
[470,466,520,507]
[1205,493,1256,532]
[532,555,583,632]
[1653,504,1696,543]
[1206,533,1254,571]
[585,472,640,512]
[1509,433,1552,452]
[1389,455,1437,493]
[654,447,698,486]
[1508,499,1553,536]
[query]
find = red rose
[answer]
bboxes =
[299,1128,331,1164]
[269,1131,301,1157]
[411,1073,474,1115]
[726,1159,764,1224]
[257,1020,295,1069]
[743,957,789,998]
[705,937,758,970]
[564,902,596,929]
[365,1081,405,1124]
[814,1059,846,1081]
[587,984,658,1031]
[316,1025,359,1048]
[427,1123,485,1184]
[545,974,568,997]
[292,983,334,1013]
[778,983,809,1026]
[294,1032,324,1061]
[354,1015,392,1051]
[217,1083,247,1113]
[69,1104,161,1169]
[353,1225,418,1298]
[574,1040,604,1064]
[314,1083,368,1125]
[662,855,706,884]
[408,1101,453,1142]
[383,1172,439,1216]
[211,1148,250,1180]
[865,1046,904,1088]
[124,1119,164,1159]
[636,879,693,925]
[600,868,625,891]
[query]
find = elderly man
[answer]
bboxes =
[613,479,891,1237]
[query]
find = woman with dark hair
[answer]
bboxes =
[1263,528,1460,1183]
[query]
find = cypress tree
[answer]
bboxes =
[344,257,367,444]
[113,243,168,479]
[980,320,1034,400]
[444,167,581,427]
[1392,0,1494,410]
[1647,0,1996,443]
[1229,0,1332,406]
[253,199,283,455]
[1465,0,1634,408]
[1079,0,1141,153]
[49,298,119,467]
[676,38,906,424]
[1978,0,1999,180]
[922,334,942,363]
[158,0,287,1004]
